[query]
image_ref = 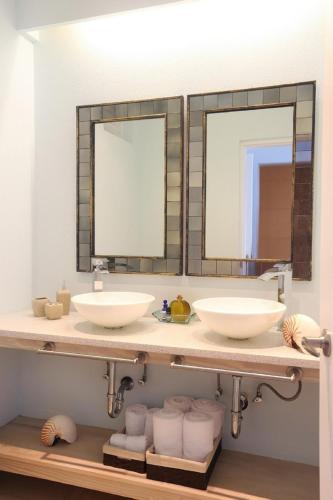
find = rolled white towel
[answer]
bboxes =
[126,435,149,453]
[183,411,214,462]
[191,399,225,438]
[110,433,127,449]
[153,408,184,458]
[144,408,160,444]
[164,395,193,413]
[125,404,147,436]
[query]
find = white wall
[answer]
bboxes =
[26,0,325,466]
[0,0,34,424]
[16,0,183,31]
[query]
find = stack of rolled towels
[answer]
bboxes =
[110,404,160,453]
[110,396,225,462]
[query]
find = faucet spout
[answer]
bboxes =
[258,262,293,313]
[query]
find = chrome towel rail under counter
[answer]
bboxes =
[37,342,148,365]
[170,355,303,382]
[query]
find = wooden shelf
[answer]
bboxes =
[0,417,319,500]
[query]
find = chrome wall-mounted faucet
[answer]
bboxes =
[91,258,109,292]
[258,262,293,313]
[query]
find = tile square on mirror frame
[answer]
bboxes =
[154,100,168,113]
[167,187,181,202]
[153,259,167,273]
[79,107,90,121]
[248,90,263,106]
[167,259,181,273]
[189,171,202,188]
[79,149,90,163]
[167,230,180,245]
[190,111,203,126]
[167,244,181,259]
[190,126,203,142]
[79,190,90,203]
[189,202,202,216]
[188,231,202,245]
[280,86,297,102]
[102,105,115,119]
[79,204,89,216]
[167,172,181,187]
[79,177,90,190]
[189,157,202,172]
[79,217,90,230]
[189,187,202,202]
[204,94,218,110]
[167,202,181,216]
[189,216,202,231]
[263,88,280,104]
[168,98,181,113]
[296,101,313,118]
[189,245,201,259]
[79,121,90,135]
[168,128,181,144]
[128,102,141,116]
[114,103,128,117]
[202,260,217,275]
[167,216,180,230]
[79,163,90,177]
[140,258,153,273]
[296,118,313,135]
[297,84,314,101]
[167,158,181,172]
[167,142,180,159]
[80,244,90,257]
[190,96,204,111]
[217,260,232,275]
[140,101,154,115]
[79,257,91,271]
[79,231,90,244]
[233,91,247,107]
[168,113,181,128]
[189,142,203,157]
[218,93,233,108]
[79,135,90,149]
[91,107,102,120]
[188,259,202,275]
[128,258,140,272]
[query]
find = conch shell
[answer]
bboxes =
[41,415,77,447]
[282,314,321,353]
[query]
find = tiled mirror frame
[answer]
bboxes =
[77,96,184,275]
[186,82,316,280]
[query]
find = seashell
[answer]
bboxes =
[282,314,321,353]
[41,415,77,447]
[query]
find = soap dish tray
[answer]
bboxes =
[152,310,197,324]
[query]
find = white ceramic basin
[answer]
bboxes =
[192,297,286,339]
[71,292,155,328]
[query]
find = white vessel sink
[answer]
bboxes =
[192,297,286,339]
[71,292,155,328]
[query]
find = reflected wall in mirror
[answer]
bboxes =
[94,117,165,258]
[187,82,315,280]
[205,106,294,261]
[77,96,183,275]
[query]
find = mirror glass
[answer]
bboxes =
[94,117,165,257]
[205,106,294,261]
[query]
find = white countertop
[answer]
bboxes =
[0,311,319,369]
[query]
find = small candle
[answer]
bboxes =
[32,297,49,317]
[45,302,63,320]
